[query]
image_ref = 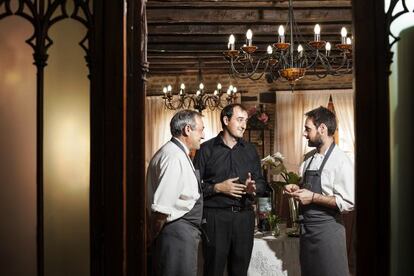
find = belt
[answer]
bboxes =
[206,206,254,213]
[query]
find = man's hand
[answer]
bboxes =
[214,177,247,198]
[291,189,313,205]
[245,172,256,196]
[147,212,167,247]
[284,184,300,195]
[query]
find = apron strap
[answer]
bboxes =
[318,142,336,174]
[305,142,336,173]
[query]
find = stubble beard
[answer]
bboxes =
[307,135,323,148]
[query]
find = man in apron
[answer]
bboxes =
[147,110,205,276]
[284,106,354,276]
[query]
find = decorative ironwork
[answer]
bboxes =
[162,62,238,112]
[162,81,238,113]
[386,0,410,49]
[385,0,413,68]
[72,0,94,74]
[0,0,13,19]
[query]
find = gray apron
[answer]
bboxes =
[299,143,349,276]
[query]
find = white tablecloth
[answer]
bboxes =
[197,226,301,276]
[248,229,301,276]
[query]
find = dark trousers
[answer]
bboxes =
[151,219,201,276]
[202,208,255,276]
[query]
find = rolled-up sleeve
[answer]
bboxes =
[151,156,185,219]
[333,157,355,213]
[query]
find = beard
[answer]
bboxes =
[307,134,323,148]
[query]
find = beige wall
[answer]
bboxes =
[0,16,37,276]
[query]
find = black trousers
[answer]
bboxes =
[202,208,255,276]
[151,219,201,276]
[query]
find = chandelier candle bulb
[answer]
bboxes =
[297,44,303,58]
[163,86,167,94]
[346,37,352,45]
[233,87,237,93]
[267,45,273,55]
[246,29,253,46]
[278,25,285,43]
[341,27,347,44]
[325,42,331,56]
[217,83,222,90]
[314,24,321,42]
[229,34,235,50]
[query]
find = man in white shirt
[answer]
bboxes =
[284,106,354,276]
[147,109,205,276]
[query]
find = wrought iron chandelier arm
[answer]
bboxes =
[229,56,266,79]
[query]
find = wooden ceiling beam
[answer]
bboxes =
[148,23,352,35]
[147,1,351,9]
[147,9,350,24]
[148,35,344,44]
[147,41,345,51]
[146,0,353,79]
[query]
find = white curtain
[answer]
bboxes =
[331,90,355,160]
[145,96,222,168]
[274,90,354,172]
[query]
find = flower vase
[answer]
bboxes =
[288,197,299,230]
[272,223,281,237]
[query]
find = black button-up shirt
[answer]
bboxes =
[193,132,267,208]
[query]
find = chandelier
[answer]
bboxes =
[223,0,353,84]
[161,64,238,113]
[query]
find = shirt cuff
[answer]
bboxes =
[203,183,216,197]
[151,204,173,218]
[334,195,354,213]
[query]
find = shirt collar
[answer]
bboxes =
[213,131,246,147]
[315,143,335,158]
[172,137,190,155]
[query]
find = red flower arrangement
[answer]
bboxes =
[247,105,269,129]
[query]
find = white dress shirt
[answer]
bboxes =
[299,145,355,212]
[147,138,200,222]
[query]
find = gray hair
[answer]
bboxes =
[170,109,201,137]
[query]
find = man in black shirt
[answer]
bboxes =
[194,103,266,276]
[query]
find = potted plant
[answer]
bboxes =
[267,212,282,237]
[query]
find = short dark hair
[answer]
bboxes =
[305,106,337,136]
[220,103,247,129]
[170,109,202,137]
